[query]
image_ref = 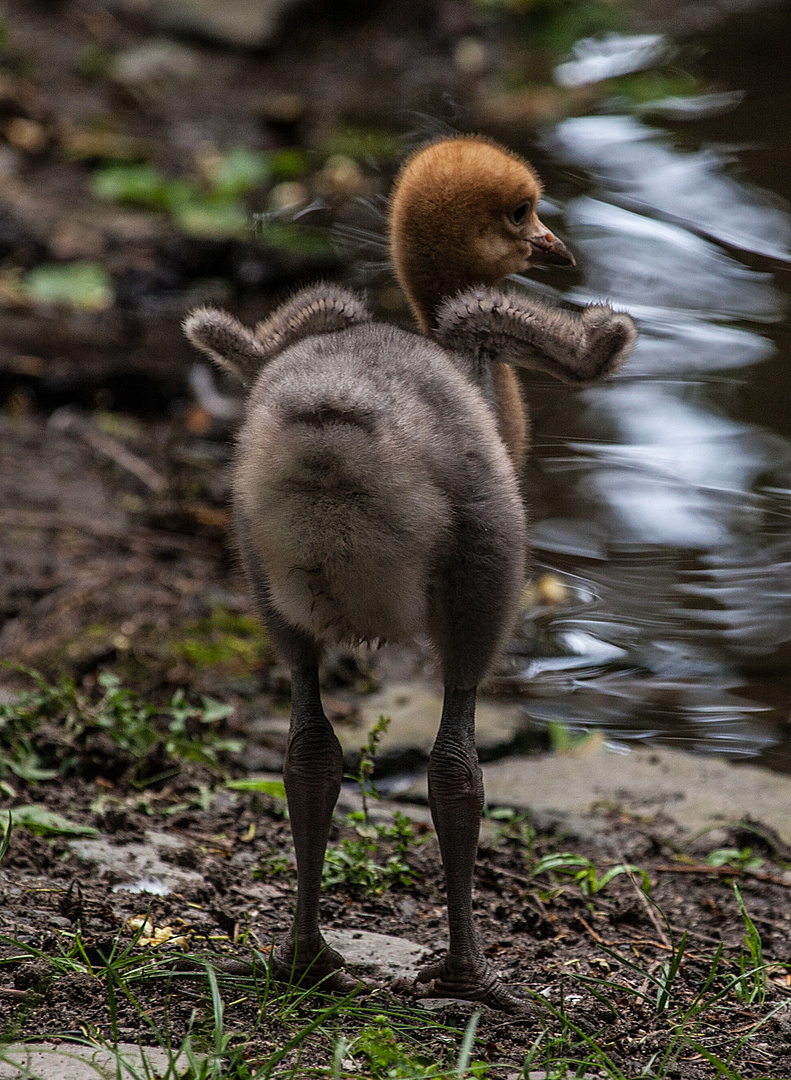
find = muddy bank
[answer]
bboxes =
[1,753,790,1076]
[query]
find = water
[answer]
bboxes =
[499,6,791,770]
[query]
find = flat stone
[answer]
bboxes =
[0,1042,199,1079]
[153,0,297,47]
[337,682,523,761]
[98,0,298,47]
[69,830,202,895]
[476,745,791,844]
[110,39,198,86]
[416,996,480,1014]
[324,928,428,980]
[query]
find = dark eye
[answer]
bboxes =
[509,202,528,225]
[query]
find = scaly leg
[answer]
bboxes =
[417,687,529,1015]
[271,661,357,990]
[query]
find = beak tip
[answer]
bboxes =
[528,232,576,268]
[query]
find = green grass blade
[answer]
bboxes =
[0,813,11,862]
[685,1041,745,1079]
[455,1010,481,1075]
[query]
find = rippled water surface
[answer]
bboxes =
[502,5,791,770]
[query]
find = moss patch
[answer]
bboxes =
[170,607,272,674]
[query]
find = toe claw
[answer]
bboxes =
[315,968,364,994]
[415,955,533,1017]
[416,959,446,984]
[271,934,360,993]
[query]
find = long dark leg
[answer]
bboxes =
[418,495,529,1014]
[234,511,355,990]
[417,686,528,1014]
[272,655,357,989]
[425,688,484,969]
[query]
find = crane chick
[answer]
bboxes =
[184,135,636,1014]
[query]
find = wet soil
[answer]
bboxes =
[1,764,791,1077]
[0,409,241,684]
[2,2,791,1076]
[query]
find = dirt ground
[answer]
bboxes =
[1,2,791,1076]
[1,756,791,1077]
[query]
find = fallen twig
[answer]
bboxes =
[80,427,168,493]
[0,508,215,554]
[654,864,791,888]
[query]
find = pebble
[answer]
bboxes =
[151,0,299,48]
[110,39,199,87]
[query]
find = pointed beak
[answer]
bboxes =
[528,229,576,267]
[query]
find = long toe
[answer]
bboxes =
[416,957,533,1017]
[310,968,364,994]
[271,936,360,992]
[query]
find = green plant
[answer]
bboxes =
[349,1010,488,1078]
[322,715,418,896]
[90,146,311,244]
[0,812,11,861]
[319,126,400,164]
[655,930,688,1013]
[706,846,765,873]
[485,805,535,862]
[10,261,114,311]
[171,606,270,673]
[253,849,291,879]
[733,884,766,1006]
[0,666,241,781]
[356,712,389,819]
[227,777,287,800]
[322,808,416,895]
[0,804,97,837]
[529,851,651,897]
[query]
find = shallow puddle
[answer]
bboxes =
[502,6,791,770]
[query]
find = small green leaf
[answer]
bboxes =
[319,126,400,163]
[91,162,171,208]
[21,262,114,311]
[0,805,99,837]
[707,847,742,867]
[532,852,592,876]
[270,148,307,181]
[226,778,287,800]
[594,863,651,895]
[162,177,200,211]
[173,200,249,238]
[707,846,764,871]
[256,220,333,256]
[7,759,59,782]
[0,814,12,861]
[209,147,270,199]
[199,697,234,724]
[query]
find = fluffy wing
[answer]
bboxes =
[183,284,371,384]
[253,284,372,358]
[434,286,637,384]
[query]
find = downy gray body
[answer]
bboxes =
[234,321,526,679]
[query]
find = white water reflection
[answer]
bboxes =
[574,383,785,547]
[506,111,791,761]
[564,197,781,318]
[550,115,791,261]
[617,315,772,376]
[637,91,744,120]
[554,34,668,88]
